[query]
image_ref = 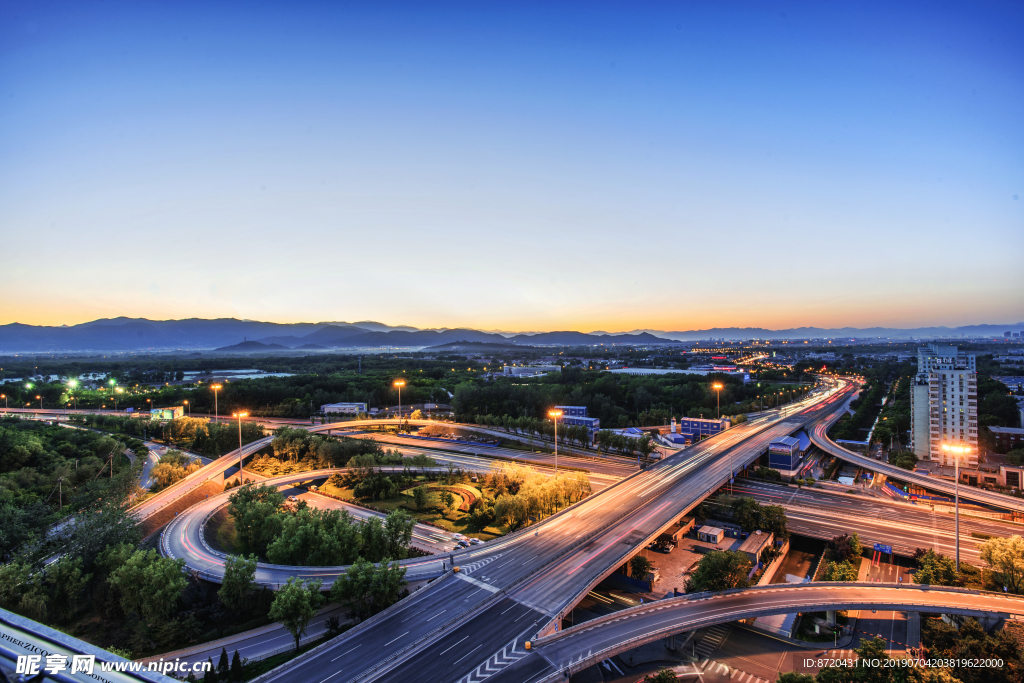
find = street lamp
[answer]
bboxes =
[184,400,190,417]
[394,380,406,431]
[36,395,42,410]
[212,384,222,423]
[548,410,563,476]
[1,394,5,412]
[712,383,723,419]
[234,412,249,483]
[941,443,972,572]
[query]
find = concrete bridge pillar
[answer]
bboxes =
[906,612,921,649]
[826,611,837,626]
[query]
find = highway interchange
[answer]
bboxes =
[8,379,1024,683]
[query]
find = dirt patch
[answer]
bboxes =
[139,480,225,539]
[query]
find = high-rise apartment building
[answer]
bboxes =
[910,344,978,466]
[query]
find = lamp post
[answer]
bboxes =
[212,384,222,424]
[394,379,406,432]
[942,443,971,572]
[184,400,190,417]
[36,395,42,410]
[548,409,563,476]
[712,383,723,419]
[234,412,249,484]
[1,394,6,412]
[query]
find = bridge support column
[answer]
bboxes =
[826,611,837,626]
[906,612,921,649]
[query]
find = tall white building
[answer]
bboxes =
[910,344,978,467]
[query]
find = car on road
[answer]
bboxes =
[456,540,470,548]
[287,495,298,502]
[469,538,483,545]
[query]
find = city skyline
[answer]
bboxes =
[2,1,1022,330]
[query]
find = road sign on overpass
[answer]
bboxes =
[874,542,893,554]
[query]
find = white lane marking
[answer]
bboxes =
[426,609,447,621]
[439,635,469,656]
[452,644,482,665]
[383,631,408,647]
[330,644,360,662]
[457,572,500,593]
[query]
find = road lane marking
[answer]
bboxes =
[457,572,500,593]
[383,631,408,647]
[439,635,469,656]
[426,609,447,621]
[330,644,360,662]
[452,644,482,665]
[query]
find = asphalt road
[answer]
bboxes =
[506,583,1024,683]
[809,391,1024,513]
[730,480,1023,566]
[258,385,849,683]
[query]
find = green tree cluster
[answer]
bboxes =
[685,551,752,593]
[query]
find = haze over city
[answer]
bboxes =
[2,1,1022,331]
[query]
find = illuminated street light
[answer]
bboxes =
[394,380,406,431]
[1,394,6,411]
[941,442,972,572]
[36,395,42,410]
[548,409,563,476]
[712,383,723,419]
[184,399,190,417]
[234,412,249,483]
[212,384,222,423]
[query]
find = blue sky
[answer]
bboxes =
[1,1,1021,331]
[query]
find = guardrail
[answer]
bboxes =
[528,583,1024,681]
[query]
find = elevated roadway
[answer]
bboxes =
[255,384,852,683]
[809,389,1024,514]
[504,583,1024,683]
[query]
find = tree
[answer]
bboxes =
[107,549,188,622]
[219,554,258,611]
[217,648,229,678]
[913,549,960,586]
[268,577,324,651]
[888,449,918,470]
[230,651,242,682]
[822,560,859,582]
[685,551,751,593]
[1008,449,1024,467]
[383,509,415,560]
[630,555,652,579]
[45,556,91,620]
[827,533,862,564]
[330,557,407,621]
[202,659,217,683]
[412,485,429,510]
[228,483,285,556]
[776,674,815,683]
[643,670,678,682]
[440,491,456,518]
[980,535,1024,594]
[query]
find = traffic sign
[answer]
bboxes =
[874,543,892,554]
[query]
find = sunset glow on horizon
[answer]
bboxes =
[2,2,1022,332]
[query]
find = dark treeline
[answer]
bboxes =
[452,369,803,429]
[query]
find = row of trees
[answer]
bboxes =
[227,482,416,566]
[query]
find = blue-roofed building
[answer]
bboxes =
[768,435,802,470]
[554,405,601,433]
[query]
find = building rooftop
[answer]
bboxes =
[989,426,1024,435]
[738,530,774,555]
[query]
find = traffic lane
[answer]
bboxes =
[344,430,636,480]
[781,513,985,566]
[513,422,810,613]
[375,597,546,683]
[732,479,1019,540]
[270,576,488,683]
[144,603,351,669]
[531,585,1024,672]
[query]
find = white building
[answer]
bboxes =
[321,402,368,415]
[910,344,978,466]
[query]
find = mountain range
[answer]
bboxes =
[0,317,1020,353]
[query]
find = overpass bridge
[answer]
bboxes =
[510,583,1024,683]
[807,388,1024,515]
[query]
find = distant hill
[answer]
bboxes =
[0,317,1020,353]
[214,340,289,352]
